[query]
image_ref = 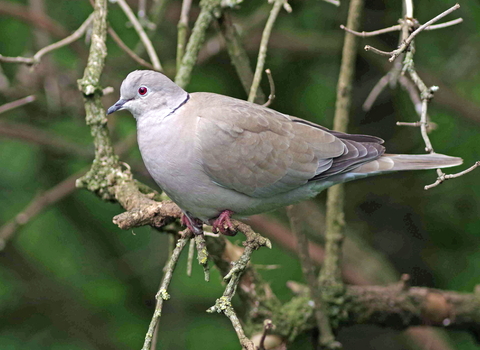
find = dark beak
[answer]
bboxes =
[107,99,128,115]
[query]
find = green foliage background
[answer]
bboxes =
[0,0,479,349]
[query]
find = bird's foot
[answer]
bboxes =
[212,210,237,236]
[181,212,203,235]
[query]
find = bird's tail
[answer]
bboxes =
[351,153,463,174]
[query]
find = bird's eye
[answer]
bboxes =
[138,87,148,95]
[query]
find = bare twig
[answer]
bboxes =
[177,0,193,72]
[341,23,401,38]
[365,4,461,62]
[389,4,460,62]
[362,74,389,111]
[262,69,275,107]
[425,161,480,190]
[0,95,36,115]
[116,0,163,71]
[424,18,463,30]
[258,319,275,350]
[107,26,156,70]
[141,231,192,350]
[342,18,462,38]
[248,0,288,102]
[0,13,93,65]
[0,170,85,249]
[396,121,422,127]
[322,0,340,6]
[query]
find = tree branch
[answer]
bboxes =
[219,12,266,103]
[286,205,338,349]
[115,0,163,71]
[0,13,93,65]
[248,0,288,103]
[319,0,364,290]
[107,26,157,70]
[0,95,36,115]
[177,0,193,72]
[141,230,192,350]
[175,0,221,88]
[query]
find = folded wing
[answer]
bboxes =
[194,93,384,198]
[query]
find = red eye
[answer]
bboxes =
[138,87,147,95]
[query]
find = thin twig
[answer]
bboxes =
[322,0,340,6]
[0,170,85,249]
[187,237,195,276]
[177,0,193,72]
[424,18,463,30]
[389,4,460,62]
[141,231,192,350]
[107,26,156,70]
[0,13,93,65]
[248,0,287,102]
[116,0,162,71]
[262,69,275,107]
[425,161,480,190]
[342,18,462,38]
[364,45,391,57]
[365,4,461,62]
[341,23,401,38]
[362,74,389,111]
[0,95,36,115]
[258,319,275,350]
[396,121,422,127]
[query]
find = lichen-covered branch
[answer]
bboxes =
[319,0,364,289]
[175,0,222,88]
[273,281,480,340]
[141,231,192,350]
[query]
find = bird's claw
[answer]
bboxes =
[212,210,237,236]
[181,213,203,235]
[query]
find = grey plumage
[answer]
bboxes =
[107,70,462,226]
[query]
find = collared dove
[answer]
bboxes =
[107,70,462,235]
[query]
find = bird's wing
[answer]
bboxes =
[193,93,377,198]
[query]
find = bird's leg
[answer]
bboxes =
[181,212,204,235]
[211,210,237,236]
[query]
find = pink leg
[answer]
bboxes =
[212,210,236,236]
[181,212,203,235]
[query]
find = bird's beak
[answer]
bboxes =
[107,99,128,115]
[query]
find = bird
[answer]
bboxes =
[107,70,462,235]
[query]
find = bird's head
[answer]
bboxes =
[107,70,189,120]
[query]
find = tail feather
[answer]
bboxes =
[351,153,463,174]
